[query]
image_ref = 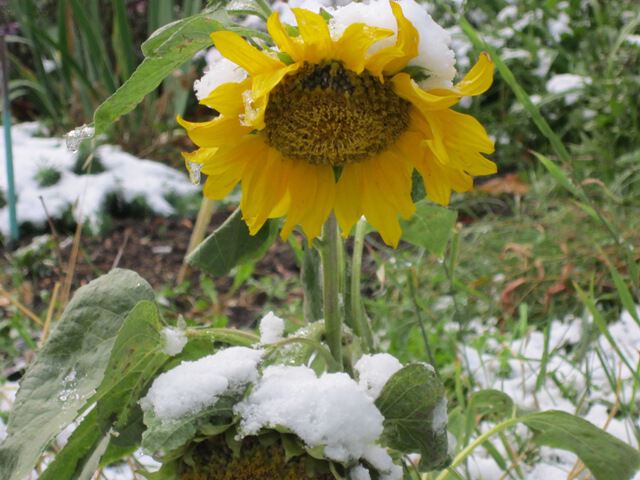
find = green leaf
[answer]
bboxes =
[188,209,280,276]
[400,201,458,256]
[375,363,450,471]
[0,270,154,480]
[91,300,169,430]
[39,409,108,480]
[532,151,583,198]
[94,11,226,135]
[522,410,640,480]
[142,396,236,453]
[468,389,514,422]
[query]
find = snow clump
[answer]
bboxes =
[193,49,247,100]
[235,365,390,464]
[140,347,264,420]
[546,74,591,105]
[161,327,188,356]
[259,311,285,344]
[354,353,402,399]
[329,0,457,90]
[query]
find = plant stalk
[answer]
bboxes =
[351,218,374,352]
[321,213,343,369]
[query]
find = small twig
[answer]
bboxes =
[59,216,84,311]
[40,282,61,346]
[111,228,131,270]
[0,285,42,326]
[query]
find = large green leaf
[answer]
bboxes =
[400,201,457,256]
[94,10,225,135]
[521,410,640,480]
[0,270,154,480]
[40,300,169,478]
[188,208,280,276]
[375,363,450,471]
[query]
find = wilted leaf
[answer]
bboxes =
[0,270,154,480]
[478,173,529,196]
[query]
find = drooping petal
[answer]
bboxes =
[335,163,364,236]
[280,162,335,239]
[210,31,283,76]
[453,52,494,96]
[241,147,291,234]
[334,23,394,73]
[447,168,474,193]
[365,1,419,77]
[434,109,495,154]
[177,115,251,148]
[267,12,305,61]
[414,148,452,206]
[199,79,250,116]
[292,8,333,63]
[252,63,300,102]
[359,151,415,247]
[391,73,460,114]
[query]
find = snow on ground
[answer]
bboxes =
[460,308,640,479]
[0,123,197,237]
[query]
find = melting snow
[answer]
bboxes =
[140,347,264,420]
[161,327,188,356]
[354,353,402,399]
[546,73,591,104]
[234,364,387,463]
[193,49,247,100]
[259,311,285,344]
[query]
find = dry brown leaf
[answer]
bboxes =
[478,173,529,196]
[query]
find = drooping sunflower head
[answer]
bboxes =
[179,0,496,247]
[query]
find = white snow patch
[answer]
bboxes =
[141,347,264,420]
[432,397,448,432]
[162,327,188,356]
[328,0,457,89]
[194,49,247,100]
[259,311,285,344]
[235,365,385,462]
[350,464,372,480]
[355,353,402,399]
[0,418,6,443]
[546,74,591,104]
[0,123,197,237]
[626,34,640,47]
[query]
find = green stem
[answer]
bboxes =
[351,218,374,352]
[321,213,343,369]
[263,336,340,371]
[434,417,519,480]
[185,327,260,346]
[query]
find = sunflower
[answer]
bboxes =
[179,1,496,247]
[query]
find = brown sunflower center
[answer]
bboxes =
[264,61,410,166]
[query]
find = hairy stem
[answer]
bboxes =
[321,213,343,369]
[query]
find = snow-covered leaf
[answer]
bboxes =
[0,270,154,480]
[521,410,640,480]
[142,396,236,453]
[375,363,450,471]
[188,208,279,276]
[400,201,457,256]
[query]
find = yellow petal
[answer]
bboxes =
[177,115,251,148]
[292,8,333,63]
[437,109,495,154]
[199,79,250,116]
[241,147,290,234]
[267,12,305,61]
[335,163,364,236]
[391,73,461,114]
[252,63,300,100]
[366,1,419,77]
[454,52,494,96]
[335,23,394,73]
[448,168,473,193]
[415,149,452,206]
[280,162,335,239]
[210,31,283,76]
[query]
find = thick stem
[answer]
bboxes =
[351,218,374,352]
[321,213,343,369]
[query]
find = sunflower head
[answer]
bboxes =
[179,0,496,247]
